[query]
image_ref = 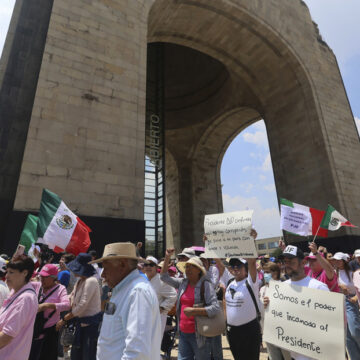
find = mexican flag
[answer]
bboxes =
[320,205,356,231]
[20,214,39,253]
[37,189,91,255]
[280,198,328,237]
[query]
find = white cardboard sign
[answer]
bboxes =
[203,210,257,258]
[263,282,345,360]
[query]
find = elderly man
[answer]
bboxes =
[91,243,161,360]
[349,249,360,272]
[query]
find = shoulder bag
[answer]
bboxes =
[195,280,226,337]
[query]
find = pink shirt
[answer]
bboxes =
[0,282,38,360]
[32,281,70,328]
[305,266,339,292]
[353,270,360,305]
[180,284,196,333]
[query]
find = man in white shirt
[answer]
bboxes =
[91,243,161,360]
[143,255,177,334]
[265,245,329,360]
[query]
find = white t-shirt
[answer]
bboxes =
[338,269,356,295]
[225,273,259,326]
[284,276,329,360]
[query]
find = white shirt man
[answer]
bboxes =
[93,243,161,360]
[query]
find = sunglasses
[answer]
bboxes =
[144,263,157,267]
[229,265,244,270]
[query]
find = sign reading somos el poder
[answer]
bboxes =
[263,281,345,360]
[203,210,257,258]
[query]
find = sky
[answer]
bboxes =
[0,0,359,240]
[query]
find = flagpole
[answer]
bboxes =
[312,225,321,244]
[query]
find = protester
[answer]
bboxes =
[349,249,360,272]
[0,255,38,359]
[88,250,103,280]
[305,242,339,292]
[0,257,9,307]
[259,262,291,360]
[199,254,223,360]
[177,248,196,262]
[332,252,360,359]
[58,253,76,293]
[29,264,70,360]
[143,255,177,336]
[56,253,102,360]
[94,242,161,360]
[161,249,220,359]
[264,245,329,360]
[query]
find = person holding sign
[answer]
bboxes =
[224,229,262,360]
[264,245,329,360]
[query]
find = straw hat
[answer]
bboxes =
[89,242,138,264]
[176,256,206,275]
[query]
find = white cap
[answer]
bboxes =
[332,252,349,261]
[354,249,360,258]
[0,257,6,273]
[145,256,158,265]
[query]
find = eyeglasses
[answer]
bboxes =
[144,263,156,267]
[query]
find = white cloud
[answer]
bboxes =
[242,130,268,148]
[222,194,281,239]
[259,174,266,182]
[264,183,275,192]
[261,153,272,172]
[355,117,360,135]
[0,2,16,58]
[239,183,254,193]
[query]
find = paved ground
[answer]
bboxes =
[169,335,268,359]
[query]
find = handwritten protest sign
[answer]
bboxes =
[203,210,257,258]
[264,282,345,360]
[280,205,311,236]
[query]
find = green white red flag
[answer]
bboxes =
[320,205,356,231]
[37,189,91,255]
[280,198,328,237]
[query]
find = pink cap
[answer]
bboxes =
[39,264,58,277]
[305,252,324,261]
[168,266,177,273]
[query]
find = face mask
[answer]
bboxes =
[264,273,272,283]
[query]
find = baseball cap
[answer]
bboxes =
[354,249,360,258]
[331,252,349,261]
[145,256,158,265]
[305,252,324,261]
[39,264,58,277]
[228,258,247,266]
[177,248,196,259]
[279,245,304,260]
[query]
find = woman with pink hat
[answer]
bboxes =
[29,263,70,360]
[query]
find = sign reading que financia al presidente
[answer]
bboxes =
[263,282,346,360]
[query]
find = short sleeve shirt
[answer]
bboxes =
[305,267,339,292]
[0,282,38,360]
[225,273,259,326]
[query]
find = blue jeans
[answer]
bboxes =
[346,298,360,360]
[210,335,223,360]
[178,331,211,360]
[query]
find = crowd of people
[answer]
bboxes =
[0,234,360,360]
